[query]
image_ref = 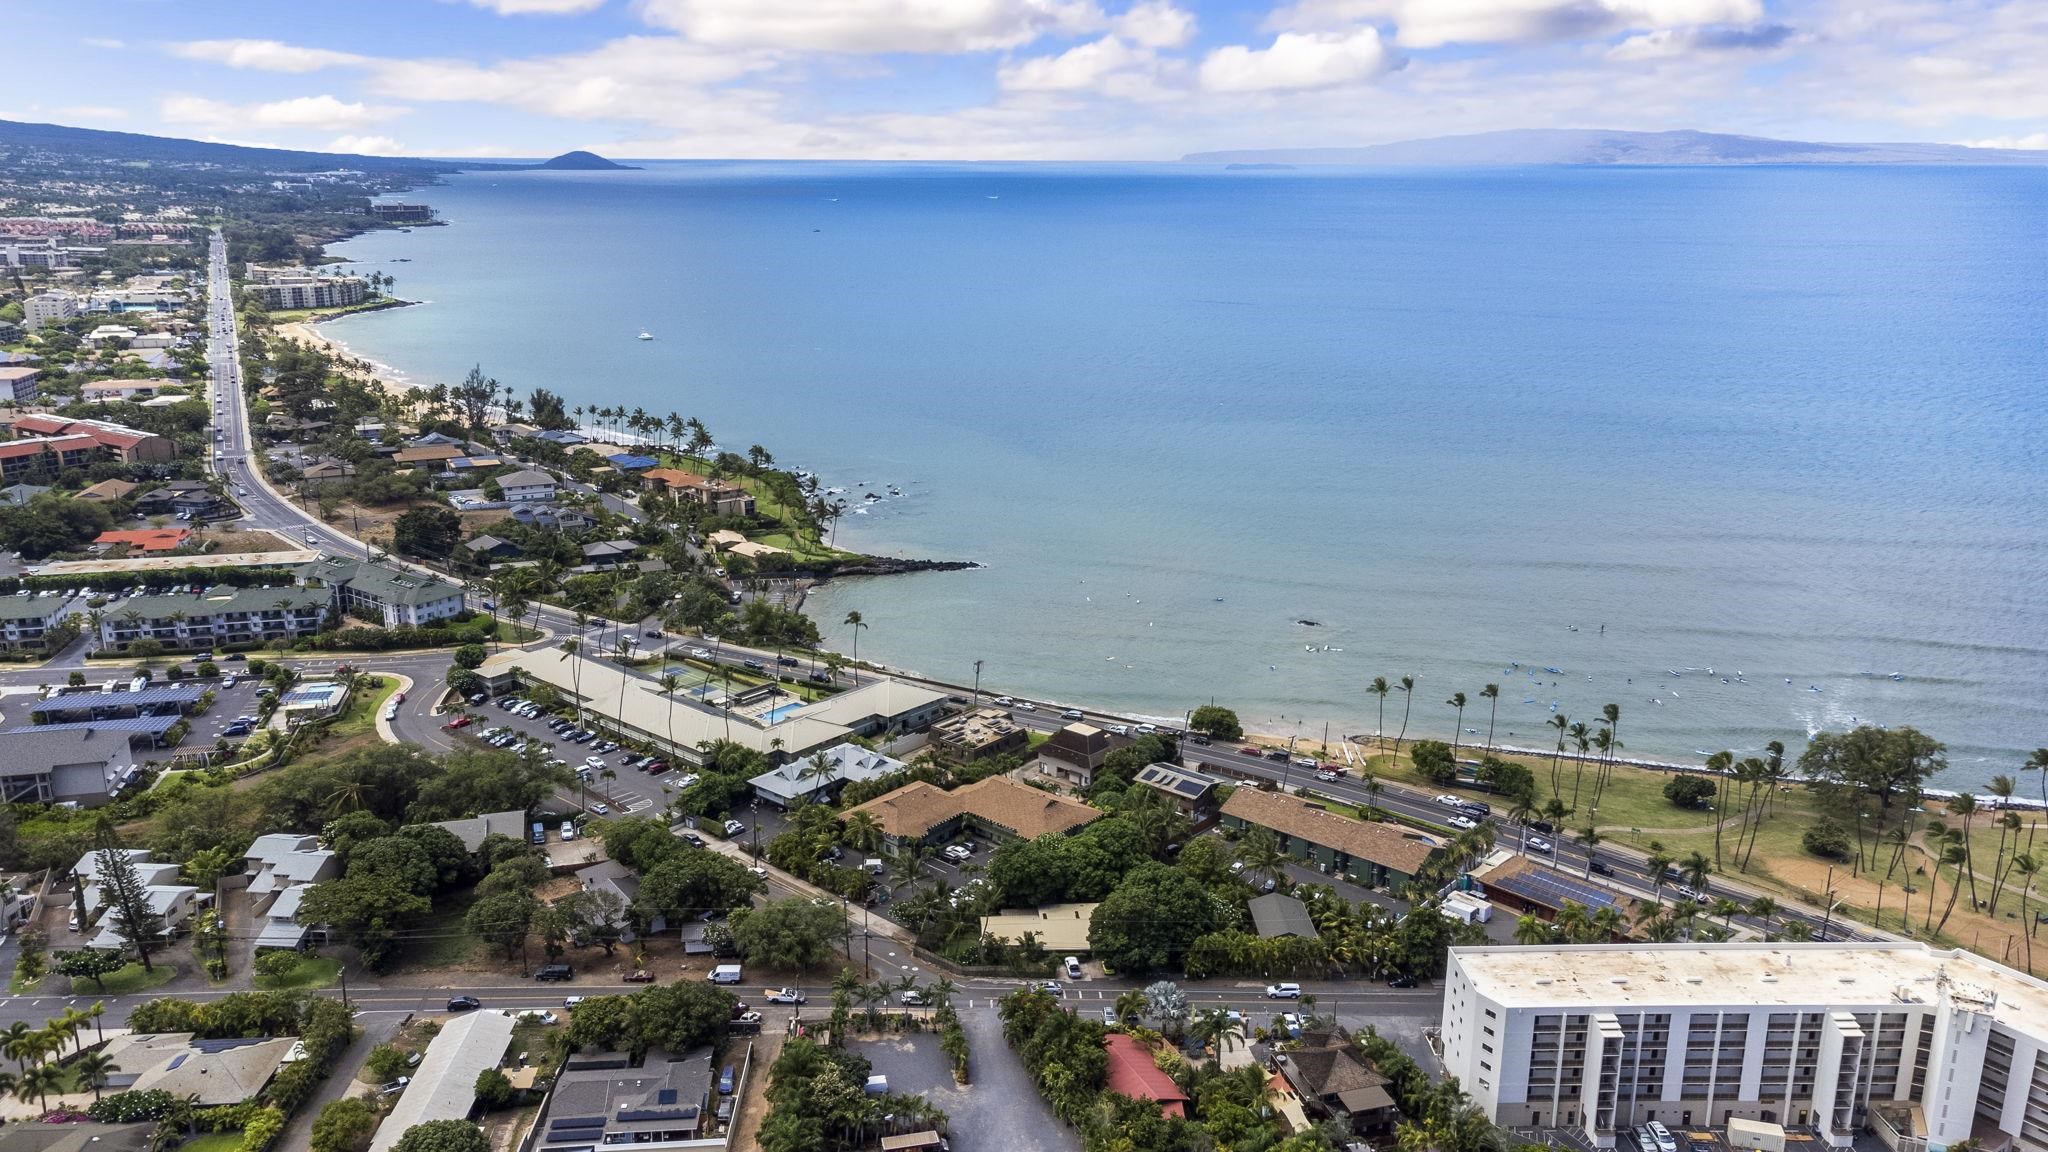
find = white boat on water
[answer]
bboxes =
[637,330,654,341]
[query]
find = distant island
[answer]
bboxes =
[1185,128,2048,167]
[1225,163,1297,171]
[534,150,637,171]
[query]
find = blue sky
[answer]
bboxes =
[3,0,2043,159]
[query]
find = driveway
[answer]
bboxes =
[854,1009,1079,1152]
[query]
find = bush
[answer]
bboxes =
[1803,819,1853,860]
[364,1043,412,1084]
[1663,774,1717,810]
[253,950,302,982]
[88,1089,179,1122]
[1410,740,1456,784]
[310,1097,378,1152]
[1188,705,1243,741]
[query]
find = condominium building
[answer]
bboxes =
[98,585,331,651]
[249,273,368,310]
[23,291,77,329]
[1441,943,2048,1152]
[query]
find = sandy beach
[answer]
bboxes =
[274,315,418,402]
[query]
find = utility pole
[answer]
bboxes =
[972,660,982,708]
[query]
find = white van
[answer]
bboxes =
[710,964,743,985]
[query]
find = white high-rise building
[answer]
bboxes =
[1442,943,2048,1152]
[24,291,77,329]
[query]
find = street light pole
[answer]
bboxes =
[972,660,982,708]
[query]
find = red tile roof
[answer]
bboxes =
[9,414,70,435]
[95,528,192,552]
[1103,1034,1189,1117]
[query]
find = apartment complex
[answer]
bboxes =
[245,265,368,310]
[24,291,77,329]
[98,585,331,651]
[300,557,466,627]
[1441,943,2048,1152]
[0,414,175,477]
[1219,787,1447,889]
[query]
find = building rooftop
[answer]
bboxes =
[425,809,528,853]
[930,707,1021,749]
[1103,1033,1189,1116]
[789,678,950,730]
[1221,788,1445,874]
[104,584,329,620]
[847,776,1100,842]
[0,595,69,621]
[749,743,905,804]
[1134,762,1222,801]
[32,684,204,715]
[542,1048,715,1149]
[2,726,136,772]
[94,529,192,552]
[1247,892,1319,939]
[301,557,462,607]
[368,1010,516,1152]
[979,903,1099,953]
[497,468,554,488]
[1448,942,2048,1032]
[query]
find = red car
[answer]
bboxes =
[442,716,473,730]
[622,969,655,983]
[1241,745,1262,756]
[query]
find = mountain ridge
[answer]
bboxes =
[1183,128,2048,167]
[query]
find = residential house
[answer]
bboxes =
[298,457,356,482]
[99,1034,297,1106]
[393,443,463,468]
[366,1010,516,1152]
[98,585,330,652]
[749,743,905,808]
[580,539,641,568]
[537,428,586,446]
[464,534,523,563]
[846,776,1100,850]
[1034,721,1119,789]
[606,453,657,472]
[132,481,220,517]
[782,678,951,739]
[575,858,662,938]
[1247,892,1319,940]
[352,420,387,443]
[533,1047,717,1152]
[1134,762,1224,825]
[82,379,176,403]
[301,557,466,627]
[511,504,595,533]
[95,528,193,553]
[979,903,1098,955]
[242,833,339,911]
[0,1123,152,1152]
[928,707,1027,761]
[0,483,48,506]
[0,594,76,652]
[75,477,139,503]
[0,727,136,805]
[254,885,314,950]
[1467,851,1638,929]
[1104,1034,1191,1117]
[71,848,200,948]
[1274,1030,1399,1139]
[489,422,538,444]
[644,468,755,517]
[1219,789,1446,890]
[427,809,529,853]
[486,467,555,503]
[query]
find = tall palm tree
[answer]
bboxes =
[1596,702,1622,805]
[2012,854,2039,975]
[1368,678,1391,756]
[0,1023,37,1072]
[1479,683,1500,752]
[1236,828,1288,888]
[1513,913,1554,946]
[2028,749,2048,856]
[1577,826,1602,878]
[1951,794,1981,912]
[1936,840,1970,933]
[1446,692,1467,761]
[1645,850,1673,906]
[1567,721,1591,807]
[1681,850,1712,894]
[71,1050,119,1101]
[1711,897,1743,933]
[1393,675,1416,761]
[15,1062,61,1110]
[1985,775,2018,914]
[843,611,867,684]
[1547,713,1570,796]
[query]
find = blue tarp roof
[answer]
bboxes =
[606,454,657,469]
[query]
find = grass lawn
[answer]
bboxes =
[253,954,342,991]
[327,675,402,741]
[177,1133,242,1152]
[392,889,478,972]
[496,620,542,643]
[78,961,178,997]
[8,973,44,994]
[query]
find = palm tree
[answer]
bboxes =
[71,1050,119,1101]
[2011,854,2038,975]
[1645,850,1673,906]
[1,1022,37,1071]
[2028,748,2048,857]
[1236,828,1288,889]
[1547,713,1570,795]
[14,1062,61,1110]
[1368,677,1391,755]
[1577,826,1602,878]
[1513,913,1554,945]
[1446,692,1467,761]
[1393,675,1416,761]
[1681,851,1712,894]
[1596,702,1622,806]
[1480,683,1500,752]
[1936,839,1970,933]
[1567,721,1591,808]
[1711,897,1742,932]
[843,611,867,684]
[1113,989,1147,1024]
[842,811,883,854]
[1985,775,2018,914]
[1951,794,1981,912]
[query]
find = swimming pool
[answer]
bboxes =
[760,703,806,724]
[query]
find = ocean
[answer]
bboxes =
[321,161,2048,789]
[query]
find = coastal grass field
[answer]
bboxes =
[1324,737,2044,971]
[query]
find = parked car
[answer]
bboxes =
[1388,974,1419,988]
[622,970,655,983]
[723,819,746,837]
[442,716,473,730]
[942,844,972,862]
[564,995,586,1009]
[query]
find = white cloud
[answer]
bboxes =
[170,39,369,72]
[1116,0,1196,47]
[637,0,1103,53]
[466,0,607,12]
[1199,27,1399,91]
[1272,0,1764,47]
[1965,132,2048,149]
[328,134,408,155]
[82,37,125,50]
[1608,21,1795,59]
[56,105,128,121]
[365,37,772,121]
[1000,36,1148,90]
[160,94,408,133]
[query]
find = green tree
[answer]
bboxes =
[392,506,463,560]
[467,890,538,963]
[298,872,432,971]
[1088,862,1226,973]
[55,948,127,993]
[1411,740,1456,785]
[392,1119,491,1152]
[732,898,846,971]
[89,821,165,970]
[310,1096,379,1152]
[474,1067,516,1110]
[452,644,487,670]
[1188,706,1243,741]
[1663,774,1717,810]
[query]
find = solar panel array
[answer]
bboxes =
[32,684,203,713]
[1490,864,1629,914]
[4,715,180,735]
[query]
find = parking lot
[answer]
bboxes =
[447,693,691,819]
[853,1013,1079,1152]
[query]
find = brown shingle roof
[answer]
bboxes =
[847,776,1099,841]
[1221,789,1444,874]
[1282,1032,1390,1101]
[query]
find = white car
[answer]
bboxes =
[993,696,1015,706]
[1526,836,1554,852]
[1433,794,1462,806]
[1314,769,1341,783]
[1448,815,1478,830]
[1015,701,1036,712]
[1265,983,1302,999]
[1060,709,1084,720]
[589,803,610,815]
[942,844,972,862]
[584,756,607,771]
[1104,723,1130,736]
[766,988,807,1005]
[691,648,712,659]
